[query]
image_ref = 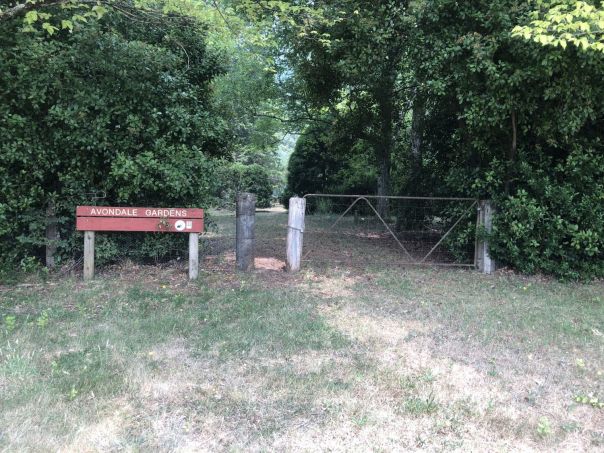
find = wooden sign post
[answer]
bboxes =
[76,206,204,281]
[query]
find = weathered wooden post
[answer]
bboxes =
[83,231,95,280]
[236,192,256,271]
[476,200,495,274]
[189,232,199,280]
[286,197,306,272]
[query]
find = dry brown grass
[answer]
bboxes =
[1,211,602,451]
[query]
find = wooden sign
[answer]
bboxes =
[76,206,204,233]
[76,205,204,281]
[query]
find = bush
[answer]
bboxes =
[282,124,377,206]
[0,10,229,267]
[215,163,274,208]
[490,149,604,280]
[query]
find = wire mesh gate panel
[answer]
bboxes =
[201,208,288,272]
[302,195,479,268]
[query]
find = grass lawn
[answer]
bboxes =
[1,212,603,451]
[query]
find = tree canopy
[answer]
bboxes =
[1,0,604,279]
[513,1,604,52]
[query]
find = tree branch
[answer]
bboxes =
[1,0,90,21]
[0,0,195,24]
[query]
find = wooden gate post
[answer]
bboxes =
[236,192,256,271]
[83,231,95,280]
[476,200,495,274]
[189,233,199,280]
[286,197,306,272]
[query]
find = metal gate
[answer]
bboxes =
[302,194,479,268]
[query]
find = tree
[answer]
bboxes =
[161,0,292,198]
[278,0,412,216]
[283,120,376,203]
[512,1,604,52]
[408,0,604,278]
[0,6,229,265]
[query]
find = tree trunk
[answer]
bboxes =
[505,111,517,195]
[409,91,425,194]
[45,201,59,269]
[375,81,395,218]
[377,145,391,218]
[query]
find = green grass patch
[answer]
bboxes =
[0,265,602,451]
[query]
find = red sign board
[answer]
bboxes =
[76,206,204,233]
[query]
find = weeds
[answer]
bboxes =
[405,391,439,416]
[3,315,16,333]
[575,394,604,409]
[537,416,552,438]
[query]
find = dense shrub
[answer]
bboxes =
[282,125,377,205]
[215,162,274,208]
[0,10,229,267]
[490,149,604,280]
[407,1,604,279]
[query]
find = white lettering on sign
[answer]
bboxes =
[90,207,139,216]
[144,209,188,217]
[186,221,192,230]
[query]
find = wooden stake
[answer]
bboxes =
[236,193,256,272]
[189,232,199,280]
[83,231,95,280]
[476,200,495,274]
[286,197,306,272]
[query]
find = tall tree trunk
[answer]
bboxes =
[377,141,391,217]
[505,111,517,195]
[409,91,425,194]
[375,81,395,218]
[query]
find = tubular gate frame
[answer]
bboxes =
[302,194,479,267]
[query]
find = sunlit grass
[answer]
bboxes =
[0,241,602,450]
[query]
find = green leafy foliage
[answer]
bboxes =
[490,149,604,280]
[3,0,604,279]
[410,0,604,278]
[513,1,604,52]
[0,7,229,266]
[2,0,111,33]
[279,0,604,278]
[275,0,414,212]
[216,162,274,208]
[282,122,377,204]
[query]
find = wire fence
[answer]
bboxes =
[302,195,479,269]
[200,209,288,272]
[60,195,479,276]
[60,208,289,276]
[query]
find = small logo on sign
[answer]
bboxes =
[186,221,193,230]
[175,220,186,231]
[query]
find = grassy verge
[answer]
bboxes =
[1,264,602,451]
